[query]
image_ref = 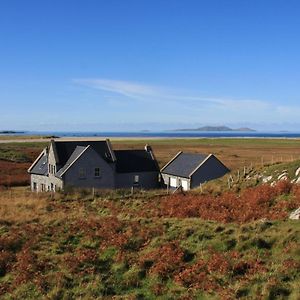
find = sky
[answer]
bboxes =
[1,0,300,131]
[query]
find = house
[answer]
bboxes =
[28,139,160,192]
[161,152,229,191]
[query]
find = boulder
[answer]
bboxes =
[262,175,273,183]
[278,173,288,180]
[289,207,300,220]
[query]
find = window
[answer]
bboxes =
[51,183,54,191]
[94,167,100,177]
[53,166,56,174]
[33,182,37,191]
[79,168,86,179]
[134,175,139,183]
[48,164,51,173]
[41,184,45,192]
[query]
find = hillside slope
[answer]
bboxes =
[0,184,299,299]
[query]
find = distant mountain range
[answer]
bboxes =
[172,126,256,132]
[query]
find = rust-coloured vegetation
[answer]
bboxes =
[0,185,299,299]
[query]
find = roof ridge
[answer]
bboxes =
[188,154,212,177]
[57,145,90,177]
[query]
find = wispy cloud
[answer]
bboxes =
[72,78,300,128]
[73,78,270,110]
[73,78,164,100]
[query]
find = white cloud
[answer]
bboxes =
[73,78,163,100]
[72,78,300,124]
[73,78,270,109]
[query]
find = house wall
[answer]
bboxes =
[190,156,229,189]
[62,147,115,189]
[48,142,59,173]
[161,174,191,190]
[115,171,159,189]
[31,174,63,192]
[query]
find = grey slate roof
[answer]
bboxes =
[56,146,87,177]
[114,150,159,173]
[30,155,48,175]
[54,140,113,166]
[161,153,209,178]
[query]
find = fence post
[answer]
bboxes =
[228,177,231,189]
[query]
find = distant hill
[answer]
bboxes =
[0,130,25,134]
[172,126,256,132]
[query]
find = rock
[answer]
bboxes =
[270,181,276,187]
[278,173,288,180]
[295,167,300,177]
[262,176,273,183]
[289,207,300,220]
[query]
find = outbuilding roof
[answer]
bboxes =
[114,150,159,173]
[161,152,209,178]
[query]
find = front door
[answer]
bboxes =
[170,177,177,187]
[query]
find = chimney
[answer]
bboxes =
[145,144,152,152]
[145,144,155,160]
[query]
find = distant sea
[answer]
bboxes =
[4,131,300,138]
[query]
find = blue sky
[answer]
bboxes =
[1,0,300,131]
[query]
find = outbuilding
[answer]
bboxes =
[161,152,229,191]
